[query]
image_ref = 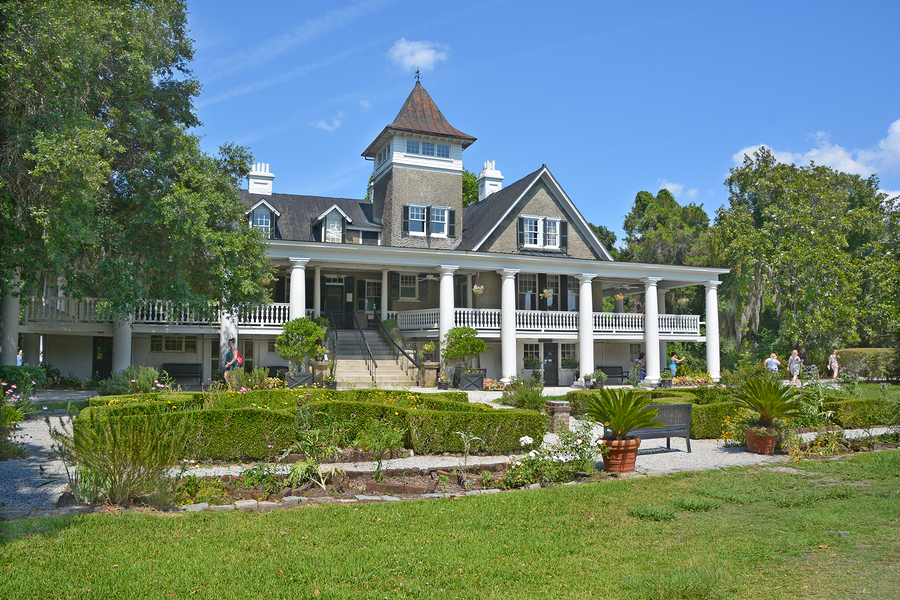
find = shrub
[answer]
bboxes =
[407,408,547,454]
[499,375,545,411]
[690,402,742,439]
[823,398,893,429]
[51,408,185,506]
[836,348,895,379]
[442,326,486,372]
[502,421,599,488]
[275,317,327,371]
[0,365,47,389]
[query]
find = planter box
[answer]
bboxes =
[437,381,450,390]
[285,372,313,389]
[659,379,673,388]
[454,370,486,391]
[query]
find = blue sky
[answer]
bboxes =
[186,0,900,247]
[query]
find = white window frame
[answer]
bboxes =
[430,206,448,237]
[150,335,197,353]
[522,216,541,247]
[545,218,560,249]
[436,143,450,158]
[406,140,419,154]
[421,142,435,156]
[324,213,342,243]
[408,205,426,236]
[399,274,418,300]
[518,273,537,310]
[252,209,271,236]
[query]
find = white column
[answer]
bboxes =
[578,274,595,381]
[438,266,458,356]
[23,334,41,366]
[658,288,668,373]
[642,277,661,385]
[0,279,19,366]
[112,317,133,373]
[313,266,322,319]
[288,258,309,320]
[705,281,722,382]
[498,269,519,383]
[466,273,473,309]
[381,269,389,322]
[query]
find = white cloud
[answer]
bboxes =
[387,38,448,73]
[733,119,900,179]
[359,100,371,110]
[656,180,698,200]
[315,111,344,132]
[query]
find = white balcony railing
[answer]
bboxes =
[133,300,218,325]
[239,303,291,327]
[396,308,439,330]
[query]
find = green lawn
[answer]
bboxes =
[2,450,898,599]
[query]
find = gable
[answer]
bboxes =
[460,167,613,261]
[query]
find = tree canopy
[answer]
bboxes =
[620,189,709,265]
[707,147,896,354]
[0,0,272,315]
[462,168,478,207]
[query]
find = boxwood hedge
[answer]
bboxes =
[77,389,545,460]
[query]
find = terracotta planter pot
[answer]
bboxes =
[602,437,642,473]
[745,428,777,455]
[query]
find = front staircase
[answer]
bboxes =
[331,329,417,389]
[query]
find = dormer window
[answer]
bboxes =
[246,200,280,239]
[253,209,271,236]
[325,213,342,243]
[404,140,451,159]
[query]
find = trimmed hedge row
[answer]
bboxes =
[823,398,893,429]
[78,390,546,460]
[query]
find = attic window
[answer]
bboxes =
[518,216,567,251]
[406,140,419,154]
[437,144,450,158]
[252,209,271,237]
[325,213,343,243]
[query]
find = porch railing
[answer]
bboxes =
[239,303,291,327]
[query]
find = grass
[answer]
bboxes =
[1,450,898,599]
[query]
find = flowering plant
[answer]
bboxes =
[540,288,553,299]
[314,345,328,357]
[472,284,484,294]
[614,293,624,302]
[437,371,449,383]
[502,421,606,488]
[422,340,435,353]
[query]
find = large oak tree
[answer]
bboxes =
[0,0,272,317]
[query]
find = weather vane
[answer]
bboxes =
[414,68,420,82]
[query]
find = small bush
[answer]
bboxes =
[51,408,185,506]
[499,375,545,411]
[0,365,47,389]
[823,398,893,429]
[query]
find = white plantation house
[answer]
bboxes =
[1,82,728,387]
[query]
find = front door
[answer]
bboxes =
[93,336,113,381]
[324,285,346,329]
[543,343,559,386]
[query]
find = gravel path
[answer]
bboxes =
[0,413,72,511]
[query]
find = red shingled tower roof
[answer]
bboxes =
[362,82,476,158]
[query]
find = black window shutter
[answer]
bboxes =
[356,279,366,312]
[560,221,568,251]
[390,272,400,300]
[517,217,524,247]
[448,209,456,237]
[344,276,354,313]
[538,274,547,311]
[402,206,410,234]
[515,274,522,310]
[560,275,568,312]
[341,218,347,243]
[425,206,431,235]
[418,275,428,301]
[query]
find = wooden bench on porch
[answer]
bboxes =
[595,365,625,384]
[161,363,203,386]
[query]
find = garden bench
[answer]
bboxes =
[595,365,625,384]
[161,363,203,385]
[629,403,692,453]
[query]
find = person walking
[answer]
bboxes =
[828,350,840,379]
[223,338,240,390]
[765,353,781,373]
[788,350,802,386]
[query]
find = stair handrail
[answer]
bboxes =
[373,312,419,369]
[350,313,377,380]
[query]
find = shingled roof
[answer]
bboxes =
[240,190,379,242]
[362,82,476,158]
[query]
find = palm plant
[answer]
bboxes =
[584,388,662,440]
[731,378,804,428]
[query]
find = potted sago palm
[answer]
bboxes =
[731,378,804,455]
[584,388,662,473]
